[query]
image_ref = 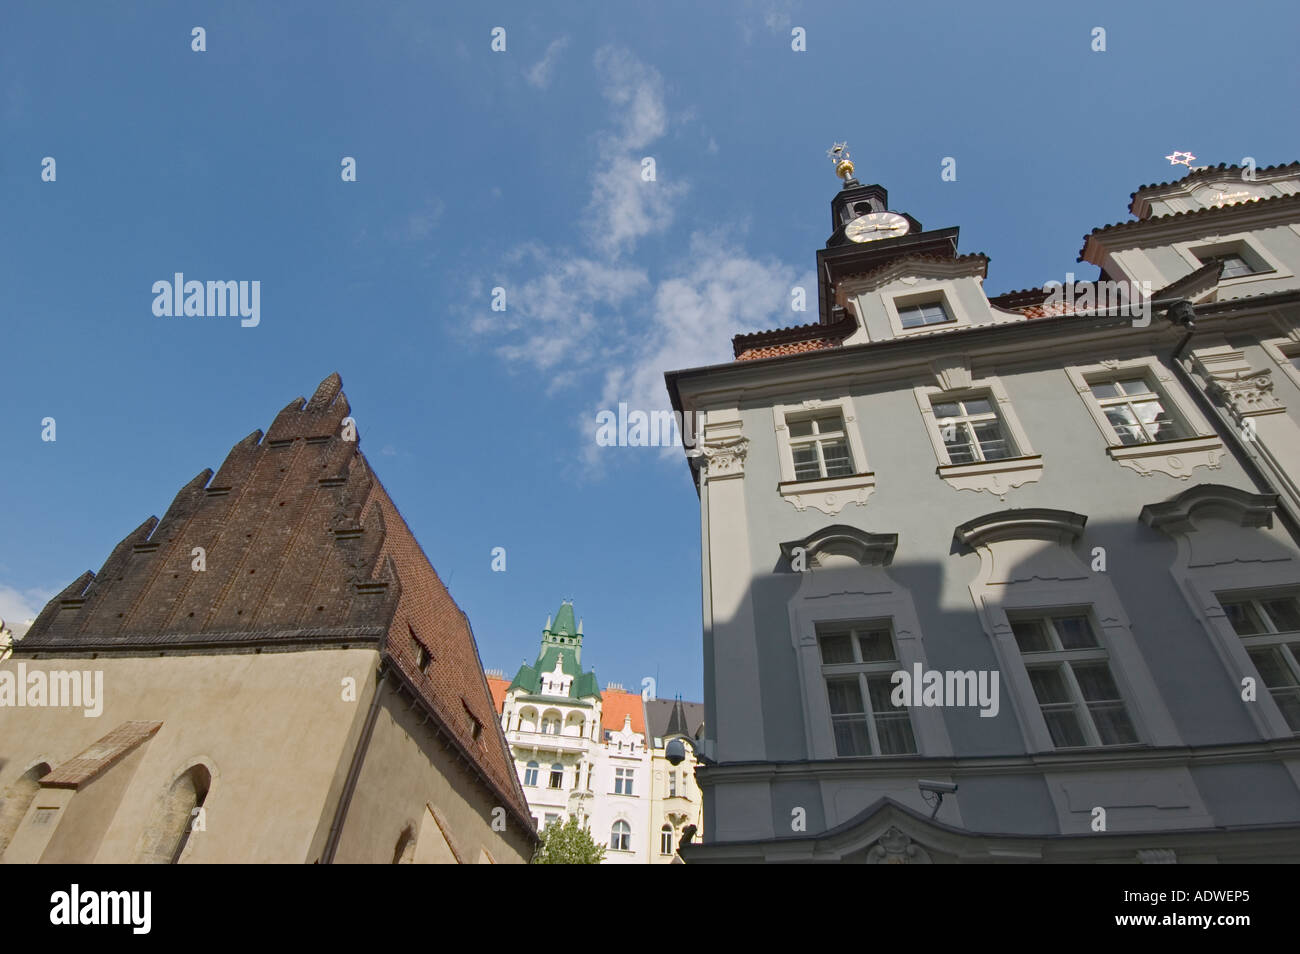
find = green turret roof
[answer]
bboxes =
[506,601,600,701]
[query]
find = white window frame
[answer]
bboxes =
[1065,357,1223,479]
[522,761,539,787]
[660,825,674,855]
[772,396,875,515]
[883,285,970,338]
[913,376,1043,496]
[613,766,635,796]
[1009,610,1140,749]
[790,582,953,761]
[1262,336,1300,395]
[610,820,631,851]
[816,619,919,758]
[548,763,564,789]
[1216,591,1300,734]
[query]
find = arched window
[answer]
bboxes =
[0,761,51,856]
[660,824,674,855]
[548,763,564,789]
[392,824,416,864]
[138,764,211,864]
[610,820,631,851]
[523,761,539,787]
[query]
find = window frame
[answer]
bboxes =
[1010,611,1140,749]
[610,820,631,852]
[547,763,564,789]
[522,761,539,787]
[613,766,635,796]
[883,287,968,338]
[816,619,918,758]
[772,396,876,515]
[1065,357,1222,478]
[1171,233,1291,288]
[1217,590,1300,734]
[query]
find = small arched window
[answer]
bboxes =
[523,761,539,786]
[610,820,631,851]
[0,762,51,856]
[660,824,674,855]
[138,764,211,864]
[548,763,564,789]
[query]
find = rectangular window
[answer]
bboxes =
[931,395,1016,464]
[548,764,564,789]
[898,300,953,329]
[788,412,856,481]
[1198,252,1256,278]
[668,771,677,797]
[1011,613,1138,748]
[1219,593,1300,732]
[614,767,635,795]
[818,620,917,757]
[1087,376,1189,445]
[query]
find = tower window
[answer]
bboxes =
[897,300,953,329]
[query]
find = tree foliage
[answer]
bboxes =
[530,815,606,864]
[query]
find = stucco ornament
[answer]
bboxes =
[699,436,749,478]
[865,827,932,864]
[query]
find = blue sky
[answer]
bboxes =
[3,1,1298,700]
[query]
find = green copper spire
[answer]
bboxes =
[507,599,600,701]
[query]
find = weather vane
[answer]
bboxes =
[1165,150,1196,168]
[828,141,855,182]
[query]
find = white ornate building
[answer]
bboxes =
[488,601,703,863]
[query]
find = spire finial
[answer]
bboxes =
[828,141,855,183]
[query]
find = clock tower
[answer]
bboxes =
[816,143,959,325]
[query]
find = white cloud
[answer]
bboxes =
[0,583,55,638]
[525,37,569,90]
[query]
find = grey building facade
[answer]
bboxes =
[666,160,1300,862]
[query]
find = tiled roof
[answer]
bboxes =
[1128,161,1300,207]
[16,373,535,835]
[1078,192,1300,260]
[737,338,839,361]
[601,689,646,735]
[41,721,162,790]
[487,676,510,714]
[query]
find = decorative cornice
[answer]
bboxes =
[954,508,1087,549]
[779,524,899,569]
[1139,483,1279,535]
[777,472,876,515]
[1107,435,1225,480]
[699,435,749,479]
[836,252,989,294]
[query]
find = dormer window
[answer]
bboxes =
[1198,251,1256,279]
[897,300,953,329]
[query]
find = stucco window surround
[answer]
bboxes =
[881,282,972,339]
[1262,334,1300,395]
[912,374,1043,498]
[956,509,1181,755]
[1141,484,1300,740]
[781,526,954,761]
[1065,357,1224,479]
[1171,232,1292,289]
[772,396,875,515]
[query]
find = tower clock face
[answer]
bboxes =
[845,211,909,243]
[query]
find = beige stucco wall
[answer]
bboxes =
[0,649,377,863]
[332,679,533,864]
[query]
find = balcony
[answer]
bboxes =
[509,729,588,754]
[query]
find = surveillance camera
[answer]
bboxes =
[918,779,957,795]
[665,737,687,766]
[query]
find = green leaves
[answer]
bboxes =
[530,815,606,865]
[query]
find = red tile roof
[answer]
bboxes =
[486,676,510,714]
[601,690,646,735]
